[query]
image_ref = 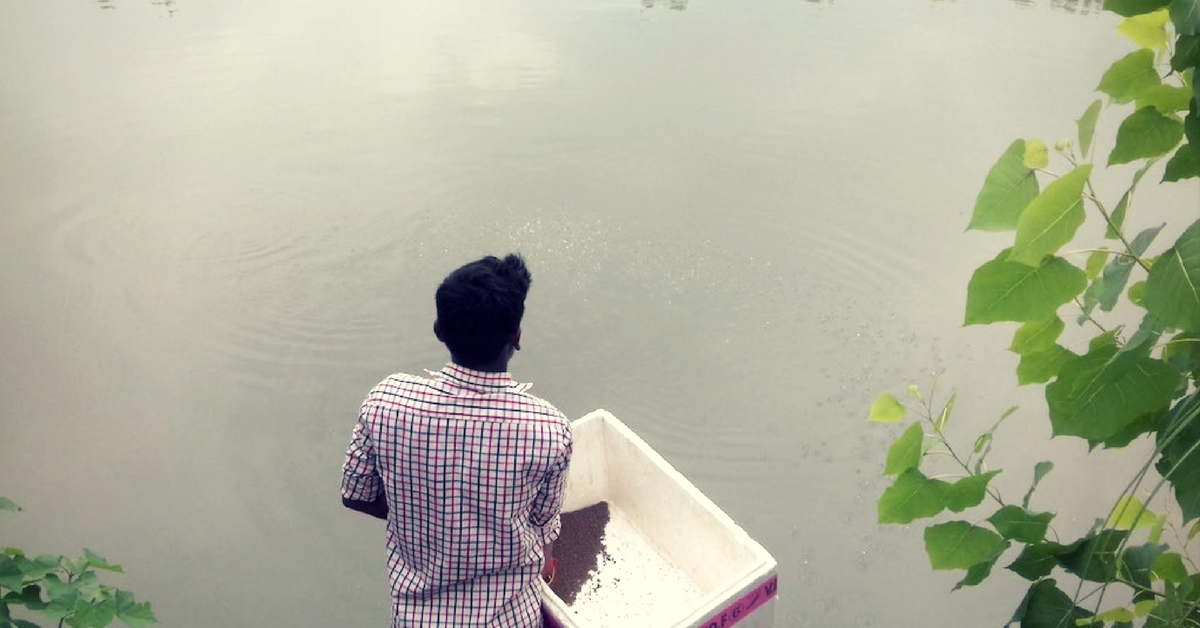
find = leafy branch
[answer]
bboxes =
[869,1,1200,626]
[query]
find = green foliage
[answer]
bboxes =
[869,3,1200,625]
[0,498,156,628]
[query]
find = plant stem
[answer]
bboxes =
[1082,183,1150,273]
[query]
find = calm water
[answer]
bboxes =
[1,0,1195,626]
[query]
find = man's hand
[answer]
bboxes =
[542,542,557,583]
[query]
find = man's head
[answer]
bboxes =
[433,254,532,371]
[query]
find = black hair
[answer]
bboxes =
[434,254,532,367]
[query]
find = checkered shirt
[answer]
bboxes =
[341,363,572,628]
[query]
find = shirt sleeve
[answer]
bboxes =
[341,408,382,502]
[530,422,572,546]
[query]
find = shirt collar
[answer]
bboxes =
[432,363,533,393]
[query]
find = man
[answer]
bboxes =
[341,254,572,627]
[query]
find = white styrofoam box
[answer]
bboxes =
[542,409,777,628]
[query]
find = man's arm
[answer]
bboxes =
[341,408,387,520]
[342,494,389,520]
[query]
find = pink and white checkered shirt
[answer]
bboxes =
[342,363,572,628]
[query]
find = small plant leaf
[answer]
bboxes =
[1098,49,1161,104]
[988,505,1053,544]
[1077,100,1103,157]
[115,590,158,628]
[1017,345,1073,385]
[1156,391,1200,522]
[884,422,924,476]
[1144,219,1200,332]
[1009,165,1091,267]
[1152,551,1189,582]
[1104,0,1170,17]
[1171,0,1200,35]
[935,394,956,432]
[1059,529,1130,582]
[0,498,20,513]
[952,555,999,591]
[1117,9,1170,49]
[1172,34,1200,71]
[924,521,1009,571]
[944,470,1001,513]
[968,140,1040,232]
[868,393,907,423]
[1047,336,1180,442]
[82,549,122,574]
[1011,317,1065,355]
[1010,579,1093,628]
[1007,539,1081,581]
[1083,224,1164,313]
[965,251,1087,325]
[1163,142,1200,181]
[1109,107,1186,165]
[878,469,949,524]
[1023,461,1054,509]
[1137,84,1193,114]
[1107,495,1160,530]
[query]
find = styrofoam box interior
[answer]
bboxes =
[542,409,777,628]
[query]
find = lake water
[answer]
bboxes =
[2,0,1196,626]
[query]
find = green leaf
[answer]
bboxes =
[1017,345,1073,385]
[884,422,924,476]
[0,557,23,591]
[877,469,949,524]
[1009,165,1092,266]
[1059,529,1131,582]
[0,499,19,513]
[1011,579,1093,628]
[17,556,59,581]
[1156,391,1200,522]
[1118,9,1171,49]
[1171,0,1200,35]
[1108,495,1160,530]
[1145,219,1200,332]
[114,590,157,628]
[868,393,907,423]
[1011,318,1065,354]
[1083,225,1164,313]
[988,505,1054,543]
[1164,332,1200,380]
[965,252,1087,325]
[935,393,956,432]
[969,140,1040,232]
[1085,250,1109,279]
[1023,139,1049,169]
[1172,34,1200,72]
[944,470,1001,512]
[1138,84,1193,114]
[1153,552,1189,582]
[1023,461,1054,509]
[1105,0,1170,17]
[1110,107,1186,165]
[953,555,999,591]
[1008,539,1081,580]
[1046,336,1181,442]
[1077,100,1103,158]
[1144,581,1196,627]
[1118,543,1165,592]
[1098,49,1161,104]
[70,595,117,628]
[1105,159,1155,239]
[81,551,121,574]
[1163,142,1200,181]
[924,521,1008,571]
